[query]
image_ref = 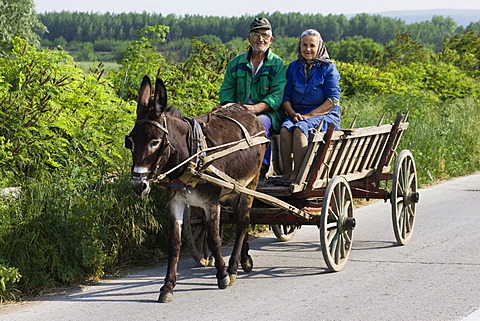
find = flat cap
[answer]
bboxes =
[249,17,272,32]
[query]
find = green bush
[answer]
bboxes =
[0,38,133,186]
[0,264,21,302]
[0,169,170,295]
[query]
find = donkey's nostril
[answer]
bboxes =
[142,182,148,191]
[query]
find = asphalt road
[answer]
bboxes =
[1,173,479,321]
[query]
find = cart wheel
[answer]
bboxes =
[272,224,298,242]
[391,150,419,245]
[183,206,214,267]
[320,176,356,272]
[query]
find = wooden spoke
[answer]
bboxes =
[391,150,418,245]
[320,176,355,272]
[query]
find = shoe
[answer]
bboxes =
[259,164,268,180]
[257,165,268,187]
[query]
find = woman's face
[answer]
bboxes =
[300,35,320,61]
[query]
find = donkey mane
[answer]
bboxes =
[164,105,183,118]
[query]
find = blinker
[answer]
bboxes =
[125,135,133,149]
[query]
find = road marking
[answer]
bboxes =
[462,308,480,320]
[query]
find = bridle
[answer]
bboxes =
[125,115,173,182]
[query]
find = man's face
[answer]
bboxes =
[248,28,273,53]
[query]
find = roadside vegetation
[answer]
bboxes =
[0,0,479,302]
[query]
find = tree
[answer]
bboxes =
[370,32,431,66]
[0,0,46,55]
[327,36,382,63]
[441,31,480,79]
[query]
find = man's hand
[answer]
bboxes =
[244,102,271,114]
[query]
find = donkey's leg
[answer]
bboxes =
[241,233,253,273]
[158,200,184,303]
[227,192,254,285]
[204,202,229,289]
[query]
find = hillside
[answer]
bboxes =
[377,9,480,26]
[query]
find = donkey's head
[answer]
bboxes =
[125,75,171,196]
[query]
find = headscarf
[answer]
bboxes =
[297,29,331,68]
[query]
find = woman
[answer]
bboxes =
[275,29,341,186]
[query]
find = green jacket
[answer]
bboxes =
[219,48,287,132]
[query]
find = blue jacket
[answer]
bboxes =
[283,59,341,115]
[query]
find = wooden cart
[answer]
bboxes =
[184,113,419,272]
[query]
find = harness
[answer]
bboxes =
[128,111,269,191]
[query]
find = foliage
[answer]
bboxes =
[163,38,235,116]
[441,31,480,79]
[0,0,45,55]
[327,36,382,63]
[338,31,480,100]
[0,38,132,186]
[110,28,235,114]
[0,264,21,302]
[37,11,480,53]
[406,16,458,51]
[110,25,170,100]
[0,170,169,295]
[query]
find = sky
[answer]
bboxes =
[33,0,480,16]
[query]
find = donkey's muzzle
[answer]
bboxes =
[131,177,151,197]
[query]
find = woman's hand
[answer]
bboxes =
[291,113,306,123]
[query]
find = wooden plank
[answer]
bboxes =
[338,136,362,175]
[345,136,366,174]
[330,138,353,177]
[358,134,379,172]
[366,133,389,169]
[352,135,372,173]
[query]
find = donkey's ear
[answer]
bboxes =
[154,78,167,116]
[137,75,152,119]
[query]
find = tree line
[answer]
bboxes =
[39,11,480,50]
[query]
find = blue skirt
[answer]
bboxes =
[282,106,341,137]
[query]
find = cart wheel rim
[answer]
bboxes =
[183,206,211,266]
[272,224,298,242]
[320,176,355,272]
[391,150,418,245]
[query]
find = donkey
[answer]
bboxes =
[125,75,267,303]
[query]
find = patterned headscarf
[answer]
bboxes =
[297,29,331,67]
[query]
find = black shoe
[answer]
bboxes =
[259,164,268,181]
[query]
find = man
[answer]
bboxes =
[219,17,287,185]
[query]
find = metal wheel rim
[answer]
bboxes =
[391,150,417,245]
[320,176,355,272]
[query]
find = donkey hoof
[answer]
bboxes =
[208,256,215,267]
[217,275,230,289]
[241,256,253,273]
[228,273,237,286]
[158,290,173,303]
[198,258,209,267]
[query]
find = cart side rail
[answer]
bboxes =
[293,113,409,195]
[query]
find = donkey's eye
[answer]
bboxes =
[150,140,161,148]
